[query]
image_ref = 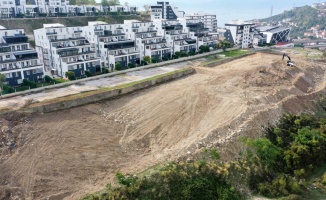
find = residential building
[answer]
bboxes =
[124,20,171,61]
[83,21,140,69]
[150,1,185,20]
[187,21,218,49]
[34,23,101,78]
[0,0,138,18]
[225,20,255,48]
[155,19,197,55]
[0,0,16,18]
[0,26,44,86]
[185,12,218,32]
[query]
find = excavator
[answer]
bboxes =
[282,53,295,67]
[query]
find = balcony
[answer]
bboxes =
[46,31,57,35]
[136,30,157,34]
[0,45,11,53]
[104,41,136,50]
[3,34,28,44]
[66,57,99,64]
[14,51,38,60]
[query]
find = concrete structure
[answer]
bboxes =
[83,21,140,70]
[0,26,44,86]
[150,1,184,20]
[225,20,255,48]
[0,0,16,18]
[255,26,291,44]
[155,19,197,55]
[34,23,101,78]
[185,12,218,32]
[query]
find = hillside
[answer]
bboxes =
[260,5,326,39]
[0,15,148,38]
[0,50,326,199]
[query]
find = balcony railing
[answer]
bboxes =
[46,32,58,35]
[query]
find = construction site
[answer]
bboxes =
[0,49,325,199]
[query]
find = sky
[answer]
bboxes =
[97,0,319,27]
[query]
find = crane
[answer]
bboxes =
[282,53,295,67]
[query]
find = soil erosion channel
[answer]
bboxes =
[0,52,325,199]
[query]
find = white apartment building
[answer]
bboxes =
[150,1,185,20]
[155,19,197,55]
[34,23,101,77]
[0,0,137,18]
[124,20,171,61]
[82,21,140,69]
[225,20,255,48]
[185,12,218,32]
[0,0,16,18]
[0,26,44,86]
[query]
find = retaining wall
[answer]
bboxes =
[23,68,195,113]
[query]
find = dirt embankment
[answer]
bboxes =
[0,53,325,200]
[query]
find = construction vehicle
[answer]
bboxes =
[282,53,295,67]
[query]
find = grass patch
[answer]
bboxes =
[203,50,251,65]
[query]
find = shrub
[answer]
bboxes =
[151,57,158,63]
[140,60,148,66]
[162,56,169,61]
[22,79,37,88]
[44,75,53,83]
[115,62,122,70]
[65,71,75,80]
[128,63,136,68]
[102,68,109,74]
[85,70,92,77]
[143,56,151,63]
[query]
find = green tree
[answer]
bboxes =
[109,0,120,5]
[101,0,109,6]
[115,62,122,70]
[70,0,76,5]
[143,56,151,63]
[0,73,6,85]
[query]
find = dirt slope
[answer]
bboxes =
[0,52,325,200]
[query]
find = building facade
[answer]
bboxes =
[185,12,218,32]
[34,24,101,77]
[150,1,184,20]
[0,0,138,18]
[225,20,255,48]
[255,26,291,44]
[0,26,44,87]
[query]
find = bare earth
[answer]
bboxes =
[0,52,325,200]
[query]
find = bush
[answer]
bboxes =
[65,71,75,80]
[44,75,53,83]
[102,68,109,74]
[151,57,158,63]
[115,62,122,71]
[128,63,136,68]
[85,70,92,77]
[22,79,37,88]
[162,56,169,61]
[143,56,151,63]
[140,60,148,66]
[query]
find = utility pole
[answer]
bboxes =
[270,6,273,17]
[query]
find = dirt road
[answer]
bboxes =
[0,52,325,199]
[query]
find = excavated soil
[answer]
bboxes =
[0,52,325,200]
